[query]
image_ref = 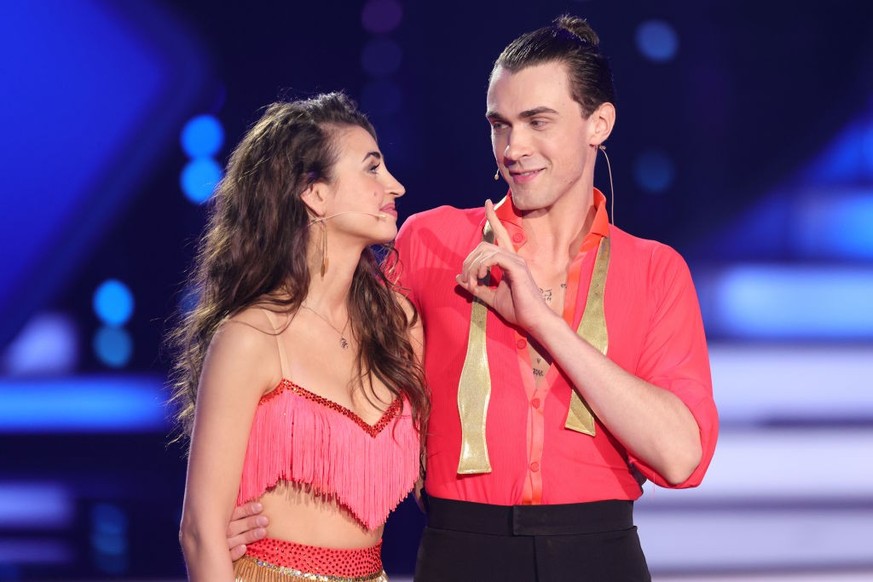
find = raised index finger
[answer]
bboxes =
[485,199,515,252]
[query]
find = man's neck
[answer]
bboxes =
[517,188,597,266]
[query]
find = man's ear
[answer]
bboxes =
[589,102,616,148]
[300,181,328,219]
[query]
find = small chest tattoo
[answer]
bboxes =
[540,283,567,304]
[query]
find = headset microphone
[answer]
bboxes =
[310,211,389,223]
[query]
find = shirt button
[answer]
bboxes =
[531,398,541,409]
[516,338,527,349]
[529,461,540,472]
[512,233,524,243]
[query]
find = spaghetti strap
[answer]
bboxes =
[262,309,291,380]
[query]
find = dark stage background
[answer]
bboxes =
[2,1,873,579]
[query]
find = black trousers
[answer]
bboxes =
[414,496,651,582]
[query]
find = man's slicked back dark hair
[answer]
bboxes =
[492,15,616,117]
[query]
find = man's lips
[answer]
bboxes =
[380,204,397,217]
[509,168,543,184]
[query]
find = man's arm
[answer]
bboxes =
[526,309,703,484]
[456,201,713,485]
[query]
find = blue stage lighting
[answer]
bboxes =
[795,192,873,259]
[3,312,78,375]
[633,150,675,193]
[0,541,72,565]
[91,503,128,574]
[179,285,200,315]
[0,482,73,528]
[181,157,222,204]
[714,265,873,339]
[0,376,168,432]
[181,114,224,158]
[93,280,134,326]
[0,2,212,350]
[636,20,679,63]
[864,120,873,175]
[93,326,133,368]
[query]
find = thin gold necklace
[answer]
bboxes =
[300,304,351,349]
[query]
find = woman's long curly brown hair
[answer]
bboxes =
[167,92,428,445]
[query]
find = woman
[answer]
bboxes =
[169,92,428,581]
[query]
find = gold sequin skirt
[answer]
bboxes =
[233,538,388,582]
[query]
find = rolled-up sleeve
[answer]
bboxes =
[629,245,718,489]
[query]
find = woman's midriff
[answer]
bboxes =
[258,482,384,549]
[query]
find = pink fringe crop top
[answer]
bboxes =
[236,378,420,531]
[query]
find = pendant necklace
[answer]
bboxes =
[301,304,351,349]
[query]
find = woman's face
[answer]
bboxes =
[322,125,405,245]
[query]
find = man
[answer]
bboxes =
[226,15,717,581]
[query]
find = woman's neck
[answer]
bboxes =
[304,241,363,314]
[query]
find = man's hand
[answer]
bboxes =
[227,502,268,561]
[455,200,553,332]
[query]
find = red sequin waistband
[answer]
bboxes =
[240,537,384,580]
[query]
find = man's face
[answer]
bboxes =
[486,61,594,212]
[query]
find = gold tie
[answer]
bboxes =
[456,223,610,474]
[565,236,610,435]
[456,223,494,474]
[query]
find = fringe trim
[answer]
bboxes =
[234,555,388,582]
[237,382,420,530]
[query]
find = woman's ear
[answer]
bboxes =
[589,102,616,148]
[300,181,327,219]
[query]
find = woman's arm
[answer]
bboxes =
[179,316,277,581]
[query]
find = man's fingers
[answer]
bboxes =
[230,502,263,522]
[472,250,498,281]
[227,502,267,561]
[227,519,267,556]
[230,544,247,561]
[227,514,269,538]
[485,199,514,251]
[459,245,523,290]
[227,524,267,547]
[455,273,496,307]
[461,243,496,281]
